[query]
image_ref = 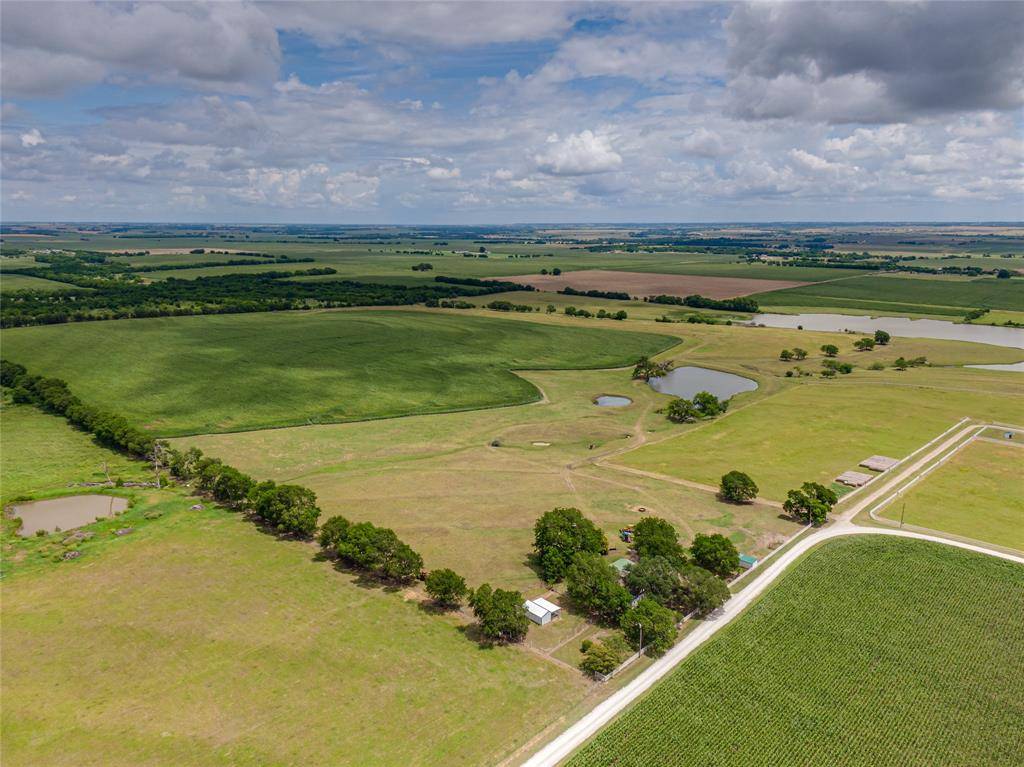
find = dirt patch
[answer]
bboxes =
[504,270,809,299]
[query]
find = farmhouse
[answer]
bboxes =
[860,455,900,472]
[836,470,875,487]
[524,597,561,625]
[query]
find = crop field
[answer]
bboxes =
[753,274,1024,313]
[881,438,1024,551]
[0,272,78,292]
[0,310,675,435]
[505,269,809,298]
[617,377,1024,501]
[568,536,1024,767]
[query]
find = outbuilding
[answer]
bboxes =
[611,558,633,577]
[859,455,900,472]
[739,554,758,570]
[523,597,561,625]
[836,470,874,487]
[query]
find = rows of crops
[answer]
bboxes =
[568,536,1024,767]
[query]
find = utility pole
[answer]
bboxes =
[899,501,906,529]
[637,621,643,660]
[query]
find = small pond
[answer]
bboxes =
[11,494,128,537]
[966,361,1024,373]
[648,366,758,400]
[595,395,633,407]
[750,313,1024,350]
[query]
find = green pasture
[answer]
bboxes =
[1,506,589,767]
[617,377,1024,501]
[569,536,1024,767]
[0,309,676,436]
[882,438,1024,551]
[753,274,1024,313]
[0,273,78,292]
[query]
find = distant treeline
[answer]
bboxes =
[559,286,631,300]
[647,294,759,313]
[0,253,531,327]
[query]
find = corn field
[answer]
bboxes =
[569,536,1024,767]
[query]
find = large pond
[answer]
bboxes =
[750,313,1024,350]
[649,366,758,400]
[966,361,1024,373]
[11,494,128,537]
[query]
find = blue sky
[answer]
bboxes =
[2,1,1022,223]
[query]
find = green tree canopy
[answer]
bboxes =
[873,330,891,345]
[533,507,606,582]
[783,481,839,526]
[425,568,468,608]
[821,344,840,357]
[633,517,683,562]
[719,470,759,503]
[470,584,529,643]
[565,553,632,624]
[621,599,678,656]
[690,533,741,578]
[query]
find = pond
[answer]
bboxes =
[595,395,633,407]
[749,313,1024,350]
[11,495,128,537]
[966,361,1024,373]
[648,366,758,400]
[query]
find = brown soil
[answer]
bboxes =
[504,270,809,299]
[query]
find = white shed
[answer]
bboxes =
[523,597,561,625]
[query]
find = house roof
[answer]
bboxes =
[739,554,758,566]
[611,557,632,572]
[533,597,560,613]
[523,600,548,620]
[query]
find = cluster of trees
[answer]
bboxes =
[894,356,928,370]
[647,294,759,313]
[410,262,434,271]
[664,391,728,423]
[783,481,838,525]
[778,347,807,361]
[469,584,530,643]
[317,515,424,582]
[821,359,854,377]
[559,287,631,301]
[632,356,673,381]
[533,508,735,664]
[564,306,627,320]
[539,267,562,275]
[487,300,536,312]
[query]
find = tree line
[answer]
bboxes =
[647,294,760,313]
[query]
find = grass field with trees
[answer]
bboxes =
[0,310,676,435]
[568,536,1024,767]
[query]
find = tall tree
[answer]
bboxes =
[533,507,606,582]
[565,553,631,624]
[783,482,839,526]
[719,471,758,503]
[690,533,741,578]
[633,517,683,562]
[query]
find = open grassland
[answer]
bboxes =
[617,372,1024,501]
[0,272,78,292]
[0,310,675,436]
[0,402,145,502]
[881,438,1024,551]
[1,506,591,767]
[754,273,1024,313]
[505,269,809,298]
[180,364,796,592]
[568,536,1024,767]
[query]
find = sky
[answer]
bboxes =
[1,0,1022,224]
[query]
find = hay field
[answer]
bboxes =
[0,310,676,436]
[568,536,1024,767]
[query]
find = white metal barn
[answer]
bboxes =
[523,597,561,625]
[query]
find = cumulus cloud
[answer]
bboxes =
[20,128,45,147]
[535,131,623,175]
[724,1,1024,123]
[426,166,461,180]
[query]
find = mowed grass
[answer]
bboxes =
[568,536,1024,767]
[618,380,1024,501]
[883,438,1024,550]
[0,402,145,502]
[1,508,590,767]
[0,309,675,436]
[754,273,1024,313]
